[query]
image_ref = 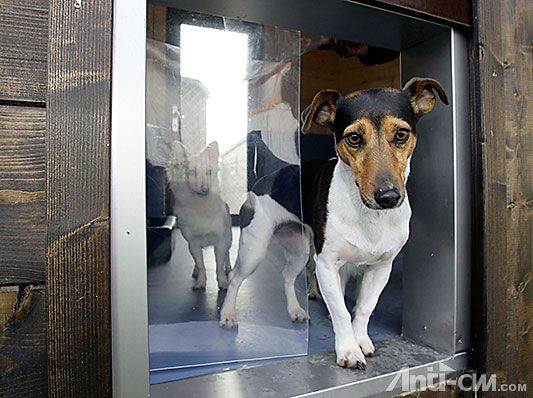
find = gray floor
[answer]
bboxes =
[148,227,402,384]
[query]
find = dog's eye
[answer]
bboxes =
[394,129,410,144]
[345,133,363,148]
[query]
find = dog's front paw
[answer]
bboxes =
[288,306,309,322]
[336,341,366,369]
[192,278,206,290]
[356,334,375,357]
[219,311,238,329]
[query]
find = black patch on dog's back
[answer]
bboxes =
[252,165,302,220]
[302,159,337,254]
[239,200,255,229]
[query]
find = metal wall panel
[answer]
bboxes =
[451,29,471,353]
[401,30,470,354]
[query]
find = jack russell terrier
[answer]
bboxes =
[220,77,448,369]
[167,141,233,290]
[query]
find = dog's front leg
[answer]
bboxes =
[214,243,230,290]
[352,262,392,356]
[188,242,206,290]
[316,252,366,369]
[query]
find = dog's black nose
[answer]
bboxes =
[374,188,401,208]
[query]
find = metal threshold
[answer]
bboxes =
[150,337,467,398]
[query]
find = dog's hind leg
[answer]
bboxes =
[219,232,269,327]
[282,254,309,322]
[277,224,310,322]
[219,199,272,328]
[306,236,321,300]
[188,242,206,290]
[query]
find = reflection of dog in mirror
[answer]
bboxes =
[220,78,448,369]
[167,141,232,290]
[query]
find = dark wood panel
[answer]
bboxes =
[0,0,48,103]
[0,106,46,193]
[425,0,471,26]
[0,201,45,285]
[0,285,47,398]
[473,0,532,392]
[46,0,113,396]
[367,0,471,26]
[0,105,46,285]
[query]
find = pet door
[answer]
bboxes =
[112,0,471,396]
[145,8,308,383]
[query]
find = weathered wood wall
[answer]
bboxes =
[46,1,113,397]
[0,0,48,396]
[473,0,532,393]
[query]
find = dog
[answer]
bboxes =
[219,77,448,369]
[167,141,233,290]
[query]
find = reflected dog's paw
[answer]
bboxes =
[192,279,206,290]
[219,311,238,328]
[288,306,309,322]
[217,278,229,290]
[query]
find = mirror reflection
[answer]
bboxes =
[146,9,308,381]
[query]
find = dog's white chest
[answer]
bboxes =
[324,163,411,266]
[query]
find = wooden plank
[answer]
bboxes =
[0,105,46,285]
[0,0,48,103]
[47,0,112,396]
[363,0,471,26]
[473,0,532,392]
[0,285,47,398]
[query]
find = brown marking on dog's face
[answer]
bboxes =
[336,115,416,208]
[302,77,447,210]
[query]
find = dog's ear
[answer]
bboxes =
[301,89,341,133]
[204,141,219,163]
[169,141,188,164]
[403,77,448,117]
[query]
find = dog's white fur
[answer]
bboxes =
[167,141,233,290]
[315,159,411,367]
[220,192,312,327]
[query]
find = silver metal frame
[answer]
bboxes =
[111,0,150,397]
[110,1,472,396]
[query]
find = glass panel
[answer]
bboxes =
[146,7,307,383]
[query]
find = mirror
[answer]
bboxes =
[146,8,308,383]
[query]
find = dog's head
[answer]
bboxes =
[302,77,448,210]
[168,141,220,195]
